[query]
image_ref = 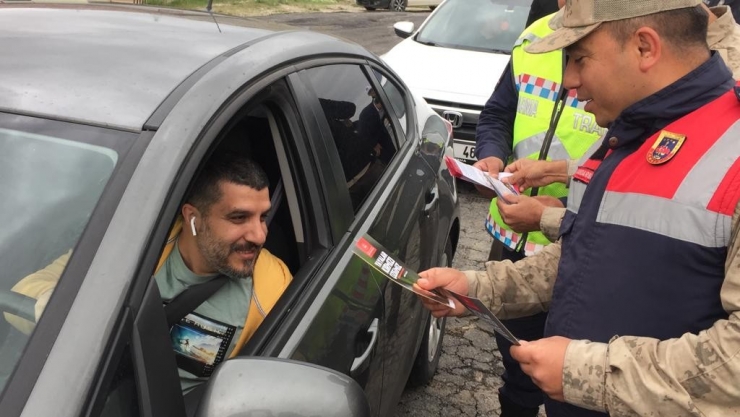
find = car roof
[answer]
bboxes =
[0,5,304,131]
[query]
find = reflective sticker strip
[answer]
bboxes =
[518,74,559,101]
[596,91,740,247]
[597,191,731,247]
[564,89,586,110]
[606,90,740,201]
[523,241,546,256]
[676,120,740,215]
[512,131,571,160]
[708,156,740,216]
[485,213,519,250]
[567,179,586,214]
[516,74,586,109]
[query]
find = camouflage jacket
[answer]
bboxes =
[708,6,740,79]
[464,200,740,415]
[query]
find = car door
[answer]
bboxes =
[365,65,450,417]
[283,61,442,416]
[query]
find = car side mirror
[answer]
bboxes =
[393,21,415,39]
[195,357,371,417]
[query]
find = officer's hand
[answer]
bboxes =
[504,159,569,191]
[496,194,546,233]
[509,336,571,402]
[416,268,469,317]
[472,156,504,199]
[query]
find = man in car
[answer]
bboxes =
[7,154,292,394]
[419,0,740,416]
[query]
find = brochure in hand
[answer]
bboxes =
[437,289,520,346]
[444,156,519,203]
[352,234,519,345]
[353,234,454,308]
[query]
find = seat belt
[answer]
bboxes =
[164,275,229,328]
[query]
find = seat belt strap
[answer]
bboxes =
[164,275,229,327]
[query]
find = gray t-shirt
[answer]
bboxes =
[154,242,253,394]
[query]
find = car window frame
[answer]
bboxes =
[85,76,331,417]
[366,60,419,144]
[366,65,412,141]
[289,60,419,222]
[0,114,148,416]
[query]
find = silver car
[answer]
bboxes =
[0,4,460,416]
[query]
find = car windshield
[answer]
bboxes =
[0,114,132,393]
[416,0,532,53]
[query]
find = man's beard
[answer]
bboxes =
[196,221,261,279]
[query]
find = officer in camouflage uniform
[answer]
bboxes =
[419,0,740,415]
[497,1,740,244]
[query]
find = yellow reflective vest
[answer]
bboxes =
[485,13,606,255]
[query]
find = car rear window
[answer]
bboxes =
[0,113,135,394]
[416,0,532,53]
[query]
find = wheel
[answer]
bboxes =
[408,238,453,386]
[408,313,446,386]
[364,6,376,10]
[389,0,407,11]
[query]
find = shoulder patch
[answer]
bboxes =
[646,130,686,165]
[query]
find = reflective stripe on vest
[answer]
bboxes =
[486,12,606,253]
[568,88,740,246]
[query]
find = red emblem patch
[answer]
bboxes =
[356,237,377,258]
[646,131,686,165]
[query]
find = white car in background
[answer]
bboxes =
[382,0,533,163]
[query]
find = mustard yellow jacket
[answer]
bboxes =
[8,217,292,357]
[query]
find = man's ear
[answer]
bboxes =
[181,203,199,222]
[634,27,662,72]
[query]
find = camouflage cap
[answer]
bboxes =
[526,0,703,54]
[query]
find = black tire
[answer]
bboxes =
[408,238,453,386]
[364,6,376,10]
[389,0,407,11]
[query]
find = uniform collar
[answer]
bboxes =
[605,52,734,149]
[707,6,735,49]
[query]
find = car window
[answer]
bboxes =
[303,64,398,210]
[0,115,129,395]
[98,346,140,417]
[371,68,408,137]
[416,0,532,53]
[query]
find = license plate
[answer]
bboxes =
[453,143,477,162]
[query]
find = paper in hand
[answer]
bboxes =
[444,156,519,203]
[353,235,455,308]
[437,289,520,345]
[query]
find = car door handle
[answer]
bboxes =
[423,184,439,215]
[350,318,379,377]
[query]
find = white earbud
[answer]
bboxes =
[190,217,197,236]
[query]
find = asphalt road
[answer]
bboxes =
[256,9,431,56]
[256,10,545,417]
